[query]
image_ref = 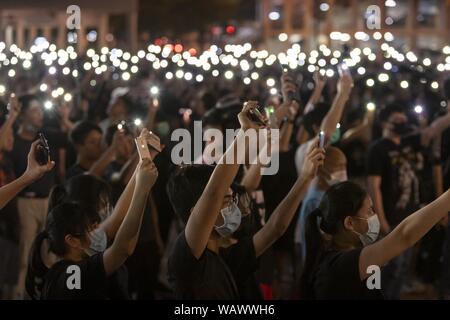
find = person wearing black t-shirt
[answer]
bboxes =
[366,104,450,298]
[66,121,103,179]
[166,102,324,299]
[26,156,158,299]
[301,181,450,300]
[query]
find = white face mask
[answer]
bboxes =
[214,202,242,238]
[353,215,380,246]
[84,228,108,256]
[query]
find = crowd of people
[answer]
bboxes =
[1,40,450,300]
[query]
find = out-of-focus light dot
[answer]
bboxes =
[268,11,280,21]
[357,67,366,75]
[251,72,259,80]
[122,52,131,61]
[243,77,251,85]
[326,69,334,77]
[64,93,72,102]
[266,78,275,87]
[414,105,423,114]
[366,78,375,87]
[134,118,142,126]
[8,69,15,77]
[175,70,184,79]
[278,33,288,42]
[165,72,174,80]
[87,48,95,58]
[224,70,234,80]
[368,53,376,61]
[72,70,78,77]
[122,72,130,81]
[378,73,389,82]
[383,62,392,70]
[373,32,382,40]
[385,17,394,25]
[40,83,48,92]
[150,86,159,95]
[320,3,330,11]
[196,74,204,82]
[307,65,316,73]
[62,67,70,75]
[270,88,278,95]
[83,62,91,70]
[437,63,445,72]
[423,58,431,66]
[23,60,31,69]
[431,81,439,89]
[212,70,219,77]
[90,80,96,86]
[131,56,139,64]
[400,80,409,89]
[441,101,447,108]
[0,85,6,95]
[44,101,53,110]
[56,87,64,95]
[443,46,450,55]
[119,62,128,70]
[366,102,376,111]
[130,65,138,73]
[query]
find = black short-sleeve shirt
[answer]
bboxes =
[168,231,257,299]
[313,248,383,300]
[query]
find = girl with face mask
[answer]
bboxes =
[26,158,158,299]
[300,181,450,299]
[166,101,325,299]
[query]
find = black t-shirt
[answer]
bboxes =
[66,163,89,180]
[40,253,129,300]
[313,248,383,300]
[9,134,59,197]
[168,231,257,299]
[366,134,423,226]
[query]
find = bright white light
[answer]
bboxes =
[266,78,275,87]
[243,77,251,85]
[62,67,70,75]
[383,62,392,70]
[443,46,450,55]
[150,86,159,95]
[44,101,53,110]
[64,93,72,102]
[251,72,259,80]
[184,72,193,81]
[268,11,280,21]
[357,67,366,75]
[212,70,219,77]
[431,81,439,89]
[176,70,184,79]
[423,58,431,66]
[134,118,142,126]
[122,72,130,81]
[414,105,423,114]
[384,32,394,42]
[378,73,389,82]
[366,102,376,111]
[366,78,375,87]
[326,69,334,77]
[196,74,204,82]
[270,88,278,95]
[166,72,174,80]
[8,69,15,77]
[40,84,48,92]
[278,33,288,42]
[224,70,234,80]
[400,80,409,89]
[373,32,382,40]
[320,3,330,11]
[385,0,396,7]
[83,62,91,71]
[0,85,6,95]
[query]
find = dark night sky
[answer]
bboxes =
[138,0,256,37]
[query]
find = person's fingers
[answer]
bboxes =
[307,138,320,154]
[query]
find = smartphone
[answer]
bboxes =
[319,131,325,148]
[145,131,162,153]
[35,133,50,165]
[135,136,151,160]
[248,106,268,126]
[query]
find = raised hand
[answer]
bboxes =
[23,140,55,183]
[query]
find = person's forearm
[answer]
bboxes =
[265,176,312,239]
[320,92,350,139]
[393,189,450,248]
[304,84,325,113]
[430,112,450,137]
[88,146,115,177]
[433,165,444,197]
[279,122,293,152]
[0,174,32,209]
[110,183,150,256]
[101,169,137,239]
[241,163,262,192]
[119,154,139,185]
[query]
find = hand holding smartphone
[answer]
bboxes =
[248,106,268,126]
[35,133,50,165]
[319,131,325,149]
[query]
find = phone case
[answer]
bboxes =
[135,136,151,160]
[146,132,162,153]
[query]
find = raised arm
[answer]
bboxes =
[421,108,450,146]
[367,175,391,235]
[304,72,327,114]
[103,158,157,276]
[320,73,353,141]
[88,130,122,178]
[360,188,450,280]
[253,139,325,257]
[186,101,262,258]
[0,141,54,210]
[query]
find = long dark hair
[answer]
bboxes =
[300,181,367,299]
[26,202,98,299]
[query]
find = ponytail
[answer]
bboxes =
[299,208,325,299]
[26,231,50,300]
[48,184,67,213]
